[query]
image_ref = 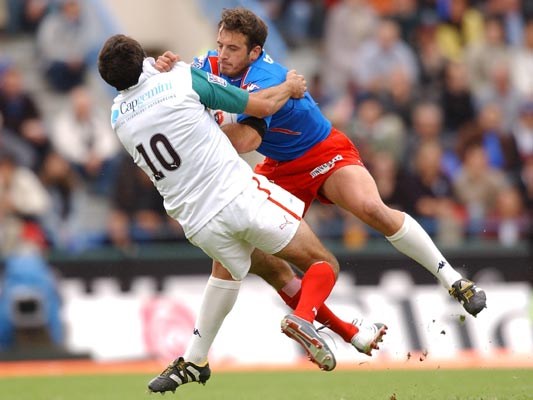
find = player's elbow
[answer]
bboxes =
[256,99,276,118]
[233,134,261,153]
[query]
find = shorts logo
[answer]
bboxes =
[310,155,343,178]
[279,215,293,230]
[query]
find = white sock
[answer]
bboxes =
[184,276,241,365]
[386,213,462,289]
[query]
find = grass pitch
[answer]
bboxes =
[0,369,532,400]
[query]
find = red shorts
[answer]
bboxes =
[254,127,364,214]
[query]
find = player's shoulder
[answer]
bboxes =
[192,50,219,72]
[246,52,287,84]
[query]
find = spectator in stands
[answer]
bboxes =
[465,14,511,96]
[398,141,462,243]
[36,0,96,92]
[435,0,484,61]
[486,185,529,246]
[0,64,50,170]
[511,100,533,162]
[349,94,406,164]
[0,149,50,255]
[510,17,533,98]
[6,0,51,34]
[38,152,85,250]
[453,140,511,236]
[405,101,458,178]
[379,68,416,127]
[520,157,533,210]
[355,18,419,96]
[412,11,447,101]
[452,103,522,185]
[0,112,36,169]
[389,0,420,46]
[475,60,523,133]
[106,156,184,249]
[321,0,378,98]
[440,60,476,133]
[50,86,121,196]
[268,0,327,47]
[486,0,526,46]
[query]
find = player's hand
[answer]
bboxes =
[286,69,307,99]
[155,51,180,72]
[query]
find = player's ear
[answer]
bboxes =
[249,45,262,62]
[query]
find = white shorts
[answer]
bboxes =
[189,174,304,280]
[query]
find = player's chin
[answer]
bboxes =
[219,65,233,75]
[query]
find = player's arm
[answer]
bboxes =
[189,69,266,152]
[224,70,309,152]
[246,70,306,116]
[191,68,305,118]
[158,51,306,115]
[220,119,264,153]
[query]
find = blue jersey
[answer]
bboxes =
[192,50,332,161]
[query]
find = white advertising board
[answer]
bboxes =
[60,272,533,366]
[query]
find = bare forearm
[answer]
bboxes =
[249,83,293,116]
[222,124,261,153]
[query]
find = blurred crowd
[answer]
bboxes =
[0,0,186,261]
[0,0,531,262]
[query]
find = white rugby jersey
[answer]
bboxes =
[110,59,255,238]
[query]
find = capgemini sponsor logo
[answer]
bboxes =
[119,80,173,116]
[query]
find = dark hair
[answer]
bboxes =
[218,7,268,51]
[98,34,145,91]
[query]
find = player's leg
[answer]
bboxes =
[248,251,359,343]
[242,175,342,370]
[321,164,486,316]
[266,219,337,370]
[148,213,254,393]
[273,221,387,361]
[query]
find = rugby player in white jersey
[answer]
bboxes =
[98,34,360,393]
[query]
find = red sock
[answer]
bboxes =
[278,278,358,343]
[293,261,336,323]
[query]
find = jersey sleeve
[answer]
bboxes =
[237,71,284,126]
[191,68,249,114]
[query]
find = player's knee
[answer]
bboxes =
[360,198,388,222]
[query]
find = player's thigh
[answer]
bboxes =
[321,165,399,222]
[274,219,339,275]
[190,219,253,281]
[321,164,383,210]
[242,175,304,256]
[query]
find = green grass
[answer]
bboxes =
[0,369,532,400]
